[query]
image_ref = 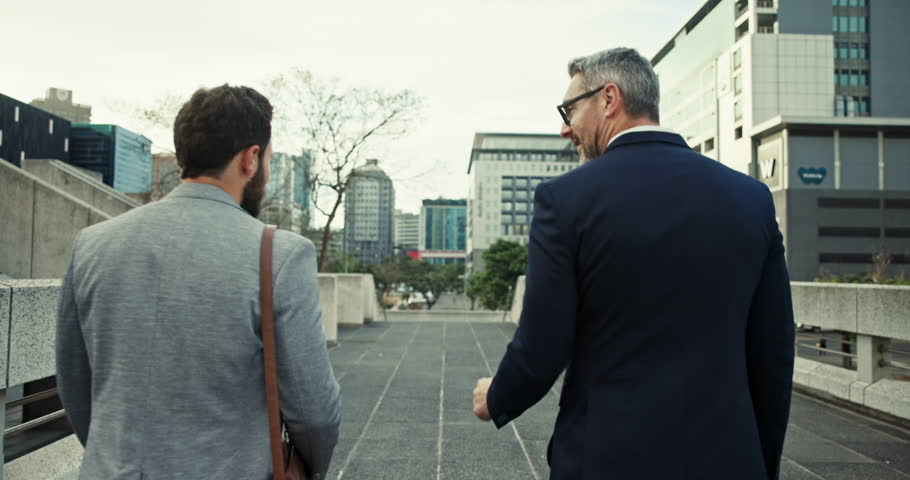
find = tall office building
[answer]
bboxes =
[466,133,579,274]
[68,124,152,194]
[0,93,71,167]
[420,199,467,265]
[652,0,910,280]
[261,151,312,233]
[30,88,92,124]
[394,210,420,254]
[344,159,395,264]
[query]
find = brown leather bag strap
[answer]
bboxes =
[260,227,285,480]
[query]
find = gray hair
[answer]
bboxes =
[568,48,660,122]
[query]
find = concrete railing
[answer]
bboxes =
[508,277,910,420]
[790,282,910,420]
[0,159,111,280]
[21,159,141,218]
[0,273,379,478]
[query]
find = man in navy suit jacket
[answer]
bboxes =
[472,48,794,479]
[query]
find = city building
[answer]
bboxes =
[652,0,910,281]
[419,199,467,265]
[69,124,153,193]
[394,209,420,254]
[0,93,71,167]
[29,88,91,124]
[261,151,312,233]
[344,159,395,264]
[308,228,345,263]
[150,153,181,202]
[466,133,579,274]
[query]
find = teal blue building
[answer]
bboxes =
[420,199,466,265]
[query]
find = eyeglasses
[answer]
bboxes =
[556,85,604,126]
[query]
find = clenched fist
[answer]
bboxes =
[473,377,493,422]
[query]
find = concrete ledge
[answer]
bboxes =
[386,310,505,323]
[508,276,526,326]
[864,379,910,420]
[22,159,140,217]
[791,282,910,341]
[793,357,910,420]
[4,434,83,480]
[317,275,338,345]
[0,283,10,388]
[0,280,61,387]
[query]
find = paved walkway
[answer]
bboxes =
[327,320,910,479]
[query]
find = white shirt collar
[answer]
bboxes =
[607,125,679,147]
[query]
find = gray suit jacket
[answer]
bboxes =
[56,183,341,480]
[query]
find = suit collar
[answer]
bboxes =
[165,183,245,211]
[604,130,690,153]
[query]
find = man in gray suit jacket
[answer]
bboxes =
[56,85,341,479]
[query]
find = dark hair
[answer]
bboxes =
[173,85,273,178]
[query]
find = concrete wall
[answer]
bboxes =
[791,282,910,340]
[4,434,83,480]
[508,275,526,326]
[318,275,339,346]
[0,159,111,279]
[22,159,140,217]
[0,280,61,389]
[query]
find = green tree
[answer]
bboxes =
[406,262,463,310]
[471,239,528,311]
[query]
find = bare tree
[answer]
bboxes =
[264,69,423,271]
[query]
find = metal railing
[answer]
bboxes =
[4,388,67,438]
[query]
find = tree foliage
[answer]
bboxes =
[264,69,423,271]
[470,239,528,311]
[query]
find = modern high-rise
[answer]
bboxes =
[261,151,312,233]
[652,0,910,280]
[68,124,153,193]
[394,210,420,254]
[30,88,92,124]
[1,93,71,167]
[420,199,467,265]
[344,159,395,264]
[466,133,579,274]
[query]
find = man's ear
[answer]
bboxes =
[603,83,622,118]
[240,145,261,177]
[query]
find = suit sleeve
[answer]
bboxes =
[55,235,92,446]
[487,182,577,428]
[273,237,342,479]
[746,188,795,480]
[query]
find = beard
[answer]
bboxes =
[241,162,267,217]
[578,140,601,164]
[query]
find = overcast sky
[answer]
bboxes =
[4,0,703,218]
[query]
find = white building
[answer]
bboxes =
[652,0,910,280]
[466,133,579,274]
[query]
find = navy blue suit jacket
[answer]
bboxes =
[487,131,795,480]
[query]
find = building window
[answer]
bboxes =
[860,72,868,86]
[704,138,715,152]
[859,16,866,33]
[839,16,848,32]
[49,119,54,134]
[692,144,702,153]
[64,138,68,152]
[733,49,742,69]
[0,130,3,147]
[850,72,858,86]
[832,16,838,32]
[734,126,743,139]
[849,16,858,32]
[849,44,858,59]
[733,74,743,95]
[839,71,848,86]
[14,106,19,122]
[859,44,867,59]
[734,100,743,120]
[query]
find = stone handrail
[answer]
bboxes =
[0,273,379,479]
[509,277,910,420]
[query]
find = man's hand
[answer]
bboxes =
[473,377,493,421]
